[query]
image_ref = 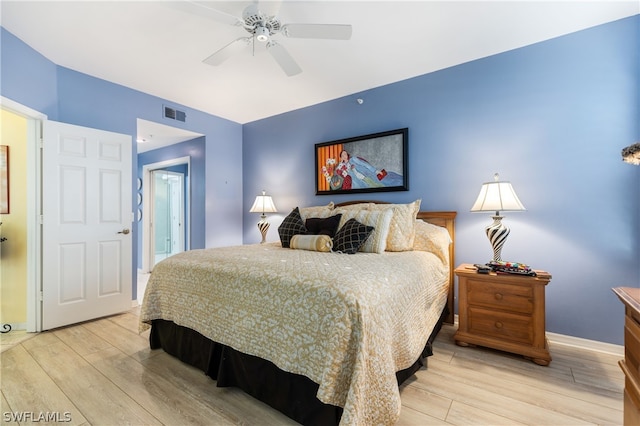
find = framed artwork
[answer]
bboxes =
[315,128,408,195]
[0,146,8,214]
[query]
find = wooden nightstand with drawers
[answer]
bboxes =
[613,287,640,426]
[454,263,552,366]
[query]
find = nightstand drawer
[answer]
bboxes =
[626,314,640,383]
[468,307,534,344]
[467,279,533,314]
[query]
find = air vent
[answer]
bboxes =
[163,105,186,122]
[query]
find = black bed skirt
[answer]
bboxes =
[149,306,447,426]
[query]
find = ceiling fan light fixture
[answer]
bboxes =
[255,26,270,42]
[196,2,352,77]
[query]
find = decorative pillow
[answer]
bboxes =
[305,214,342,238]
[299,202,334,221]
[290,234,333,252]
[333,219,374,254]
[368,200,422,251]
[278,207,307,248]
[334,202,373,210]
[333,208,393,253]
[413,219,452,265]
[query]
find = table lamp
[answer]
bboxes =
[471,173,526,262]
[249,190,278,243]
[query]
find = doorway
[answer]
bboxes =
[152,168,185,265]
[140,156,190,275]
[2,97,134,332]
[1,97,46,332]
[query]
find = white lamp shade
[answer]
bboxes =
[249,192,277,214]
[470,177,525,213]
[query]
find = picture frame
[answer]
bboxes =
[0,146,8,214]
[315,128,408,195]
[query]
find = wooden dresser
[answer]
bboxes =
[454,264,552,365]
[613,287,640,425]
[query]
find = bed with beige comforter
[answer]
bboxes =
[140,241,448,425]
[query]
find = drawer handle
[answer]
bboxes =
[494,293,503,301]
[495,321,503,329]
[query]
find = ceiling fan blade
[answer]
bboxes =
[267,42,302,77]
[281,23,352,40]
[203,37,251,66]
[169,1,244,27]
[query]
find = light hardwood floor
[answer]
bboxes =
[1,309,624,425]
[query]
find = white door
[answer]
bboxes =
[42,121,132,330]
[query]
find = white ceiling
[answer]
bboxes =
[136,118,204,153]
[2,1,638,151]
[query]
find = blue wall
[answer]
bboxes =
[243,16,640,345]
[2,15,638,344]
[0,28,59,118]
[137,138,206,241]
[137,136,207,288]
[2,27,244,299]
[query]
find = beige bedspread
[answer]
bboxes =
[140,243,449,425]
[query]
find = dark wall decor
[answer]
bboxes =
[315,128,408,195]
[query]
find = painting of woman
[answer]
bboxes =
[334,150,403,190]
[315,128,408,195]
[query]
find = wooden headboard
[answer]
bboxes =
[417,211,456,324]
[335,201,456,325]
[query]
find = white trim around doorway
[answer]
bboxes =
[140,156,190,274]
[1,97,47,332]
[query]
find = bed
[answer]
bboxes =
[140,201,456,425]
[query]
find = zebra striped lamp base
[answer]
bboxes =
[257,217,270,244]
[485,215,510,262]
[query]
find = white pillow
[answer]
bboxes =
[333,202,373,210]
[299,202,334,221]
[334,208,393,253]
[368,200,421,251]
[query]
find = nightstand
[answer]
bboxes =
[612,287,640,426]
[454,263,552,366]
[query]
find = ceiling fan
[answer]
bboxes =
[175,1,352,76]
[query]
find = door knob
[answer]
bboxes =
[118,229,130,235]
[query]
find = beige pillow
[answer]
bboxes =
[413,219,451,265]
[333,202,373,210]
[334,208,393,253]
[368,200,421,251]
[299,202,334,221]
[290,234,333,252]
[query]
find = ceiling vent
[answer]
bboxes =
[164,105,186,122]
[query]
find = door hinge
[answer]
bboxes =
[38,291,43,302]
[39,215,44,225]
[38,138,44,150]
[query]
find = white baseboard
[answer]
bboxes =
[546,332,623,356]
[1,322,27,332]
[452,314,623,356]
[131,300,140,308]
